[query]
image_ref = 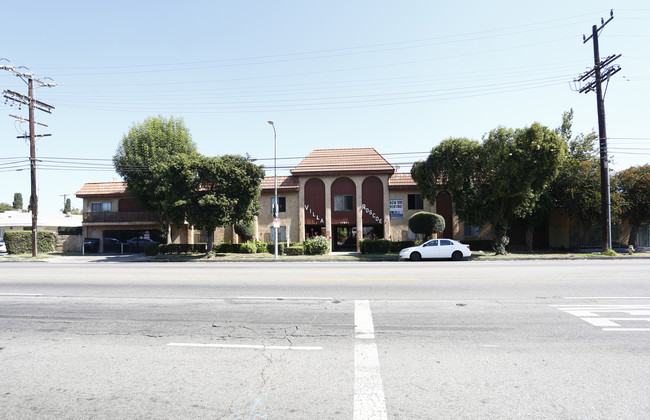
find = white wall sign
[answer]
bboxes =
[389,199,403,219]
[304,204,324,224]
[361,204,383,224]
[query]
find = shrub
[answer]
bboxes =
[213,242,229,253]
[389,241,415,253]
[304,236,329,255]
[4,230,57,254]
[285,245,304,255]
[214,242,243,253]
[144,243,160,256]
[266,242,286,255]
[256,241,268,253]
[234,221,256,238]
[360,239,391,254]
[240,241,257,254]
[156,243,207,254]
[462,240,492,251]
[408,211,445,238]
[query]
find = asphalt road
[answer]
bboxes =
[1,259,648,419]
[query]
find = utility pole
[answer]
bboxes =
[1,59,56,257]
[573,10,621,252]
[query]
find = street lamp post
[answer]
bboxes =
[268,121,278,260]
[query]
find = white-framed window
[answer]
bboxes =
[90,202,112,212]
[334,195,354,211]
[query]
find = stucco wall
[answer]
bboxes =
[387,189,435,241]
[258,190,301,243]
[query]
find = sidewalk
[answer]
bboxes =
[2,250,649,263]
[0,253,152,263]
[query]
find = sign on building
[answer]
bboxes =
[390,199,403,219]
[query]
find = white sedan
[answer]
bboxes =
[399,238,471,261]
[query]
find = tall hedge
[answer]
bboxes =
[4,230,57,254]
[360,239,391,254]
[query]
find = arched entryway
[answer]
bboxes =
[362,176,384,239]
[304,178,326,239]
[331,177,356,250]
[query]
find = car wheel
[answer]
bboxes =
[410,252,422,261]
[451,251,463,261]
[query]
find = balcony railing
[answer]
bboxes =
[83,211,158,224]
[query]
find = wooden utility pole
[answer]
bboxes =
[573,10,621,252]
[1,60,56,256]
[28,77,38,256]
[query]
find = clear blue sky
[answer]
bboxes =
[1,1,649,213]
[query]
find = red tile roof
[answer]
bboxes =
[291,148,395,176]
[388,172,418,189]
[75,182,130,198]
[260,176,300,192]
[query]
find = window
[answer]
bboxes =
[439,239,453,246]
[334,195,354,211]
[464,225,480,236]
[270,197,286,214]
[407,194,423,210]
[638,224,650,247]
[271,226,287,242]
[407,228,423,241]
[91,202,112,212]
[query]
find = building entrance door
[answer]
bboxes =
[333,226,356,251]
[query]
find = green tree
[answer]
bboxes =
[615,165,650,245]
[27,195,36,212]
[113,115,198,237]
[412,137,484,226]
[413,123,565,254]
[234,220,256,240]
[12,193,23,210]
[63,198,72,214]
[549,110,603,235]
[160,154,264,254]
[408,211,445,239]
[516,109,597,250]
[551,160,602,228]
[0,203,12,212]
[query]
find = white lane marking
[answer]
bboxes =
[581,318,621,327]
[562,297,650,299]
[167,343,322,351]
[584,318,650,327]
[355,300,376,340]
[354,300,387,420]
[603,328,650,332]
[236,296,334,301]
[0,293,44,296]
[553,304,650,331]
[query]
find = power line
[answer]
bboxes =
[36,13,599,76]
